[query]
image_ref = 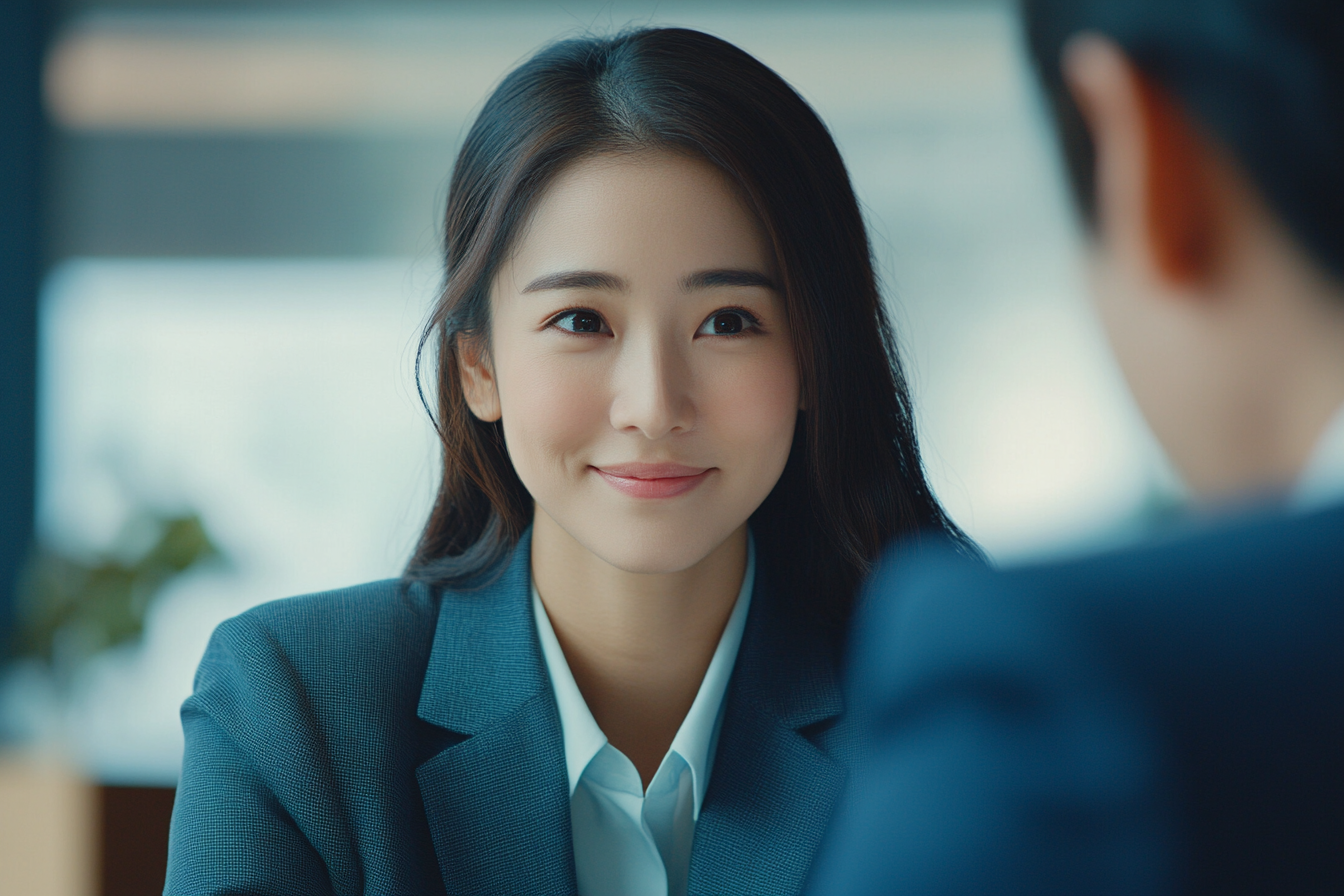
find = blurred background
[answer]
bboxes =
[1,0,1181,892]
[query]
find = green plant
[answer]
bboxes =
[11,511,221,677]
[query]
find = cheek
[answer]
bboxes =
[704,347,800,467]
[494,349,606,478]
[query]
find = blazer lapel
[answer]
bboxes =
[688,569,850,896]
[414,531,579,896]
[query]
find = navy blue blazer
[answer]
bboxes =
[809,503,1344,896]
[165,530,857,895]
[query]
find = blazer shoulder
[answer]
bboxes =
[208,579,439,672]
[175,580,457,895]
[191,579,446,735]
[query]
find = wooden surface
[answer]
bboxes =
[0,756,96,896]
[0,755,176,896]
[99,785,175,896]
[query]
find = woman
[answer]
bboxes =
[165,27,969,896]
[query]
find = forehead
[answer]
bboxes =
[503,150,774,282]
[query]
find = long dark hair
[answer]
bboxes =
[407,27,970,625]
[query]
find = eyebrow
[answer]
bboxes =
[520,268,776,295]
[522,271,627,293]
[681,269,777,292]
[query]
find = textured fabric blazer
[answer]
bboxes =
[809,503,1344,896]
[165,530,857,895]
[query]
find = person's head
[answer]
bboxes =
[406,27,965,622]
[1022,1,1344,501]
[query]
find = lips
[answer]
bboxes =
[592,462,714,498]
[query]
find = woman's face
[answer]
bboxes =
[462,150,800,574]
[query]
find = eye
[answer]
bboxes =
[696,308,760,337]
[549,309,610,335]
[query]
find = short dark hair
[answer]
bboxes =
[406,28,970,628]
[1021,0,1344,282]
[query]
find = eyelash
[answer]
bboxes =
[544,307,764,338]
[698,307,762,338]
[546,308,610,335]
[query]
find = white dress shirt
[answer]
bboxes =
[1292,402,1344,511]
[531,537,755,896]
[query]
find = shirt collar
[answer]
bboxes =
[532,533,756,817]
[1292,401,1344,511]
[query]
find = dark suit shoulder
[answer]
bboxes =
[883,500,1340,590]
[1005,504,1344,682]
[1011,500,1344,595]
[839,504,1344,896]
[873,503,1343,646]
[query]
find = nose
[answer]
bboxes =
[608,330,695,439]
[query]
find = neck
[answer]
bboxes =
[1188,230,1344,501]
[530,508,748,788]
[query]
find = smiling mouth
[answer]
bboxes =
[592,463,714,499]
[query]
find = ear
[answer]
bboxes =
[1062,34,1220,288]
[457,334,502,422]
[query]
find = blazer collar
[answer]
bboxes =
[416,527,845,734]
[688,563,850,895]
[731,562,845,728]
[413,531,849,896]
[417,528,547,734]
[415,529,579,895]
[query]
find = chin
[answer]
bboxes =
[578,517,740,575]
